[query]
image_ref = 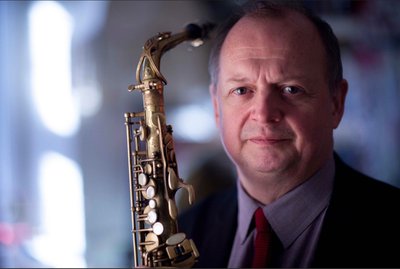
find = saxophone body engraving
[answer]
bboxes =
[125,23,214,267]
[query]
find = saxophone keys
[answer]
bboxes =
[167,167,195,204]
[146,186,156,199]
[147,209,158,224]
[166,233,186,246]
[144,163,152,175]
[144,232,159,252]
[128,84,144,91]
[138,173,148,186]
[148,199,156,209]
[165,236,197,267]
[152,222,164,235]
[141,179,157,199]
[139,125,147,141]
[167,167,179,190]
[181,183,195,205]
[167,199,178,220]
[143,206,158,224]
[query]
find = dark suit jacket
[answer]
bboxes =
[178,154,400,268]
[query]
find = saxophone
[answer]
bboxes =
[124,23,214,267]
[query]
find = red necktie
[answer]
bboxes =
[252,207,271,268]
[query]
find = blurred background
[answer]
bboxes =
[1,0,399,267]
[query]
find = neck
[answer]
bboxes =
[239,171,305,205]
[238,155,332,205]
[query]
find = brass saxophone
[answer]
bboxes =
[124,23,214,267]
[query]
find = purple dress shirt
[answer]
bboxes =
[228,156,335,268]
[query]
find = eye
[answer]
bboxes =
[232,87,248,95]
[282,86,302,95]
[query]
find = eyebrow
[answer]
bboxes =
[224,76,251,84]
[223,74,310,85]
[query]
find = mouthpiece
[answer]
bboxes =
[185,22,216,40]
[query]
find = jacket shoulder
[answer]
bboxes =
[178,186,237,235]
[335,154,400,206]
[313,154,400,267]
[178,186,238,268]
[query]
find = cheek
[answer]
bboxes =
[220,117,238,143]
[218,108,243,152]
[291,105,334,147]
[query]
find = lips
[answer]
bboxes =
[241,125,294,145]
[248,136,291,145]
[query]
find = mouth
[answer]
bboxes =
[248,137,291,145]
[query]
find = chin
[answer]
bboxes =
[249,151,298,173]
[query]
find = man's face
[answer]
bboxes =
[211,13,347,191]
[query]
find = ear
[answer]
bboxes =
[209,84,220,127]
[332,79,348,129]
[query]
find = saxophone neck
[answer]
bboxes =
[135,23,215,85]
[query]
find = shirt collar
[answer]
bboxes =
[236,155,335,247]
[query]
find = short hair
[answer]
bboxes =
[208,0,343,94]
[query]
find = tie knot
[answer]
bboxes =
[254,207,269,232]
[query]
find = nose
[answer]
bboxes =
[250,91,283,124]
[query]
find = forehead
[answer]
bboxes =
[220,11,326,68]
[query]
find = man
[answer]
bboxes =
[179,0,400,268]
